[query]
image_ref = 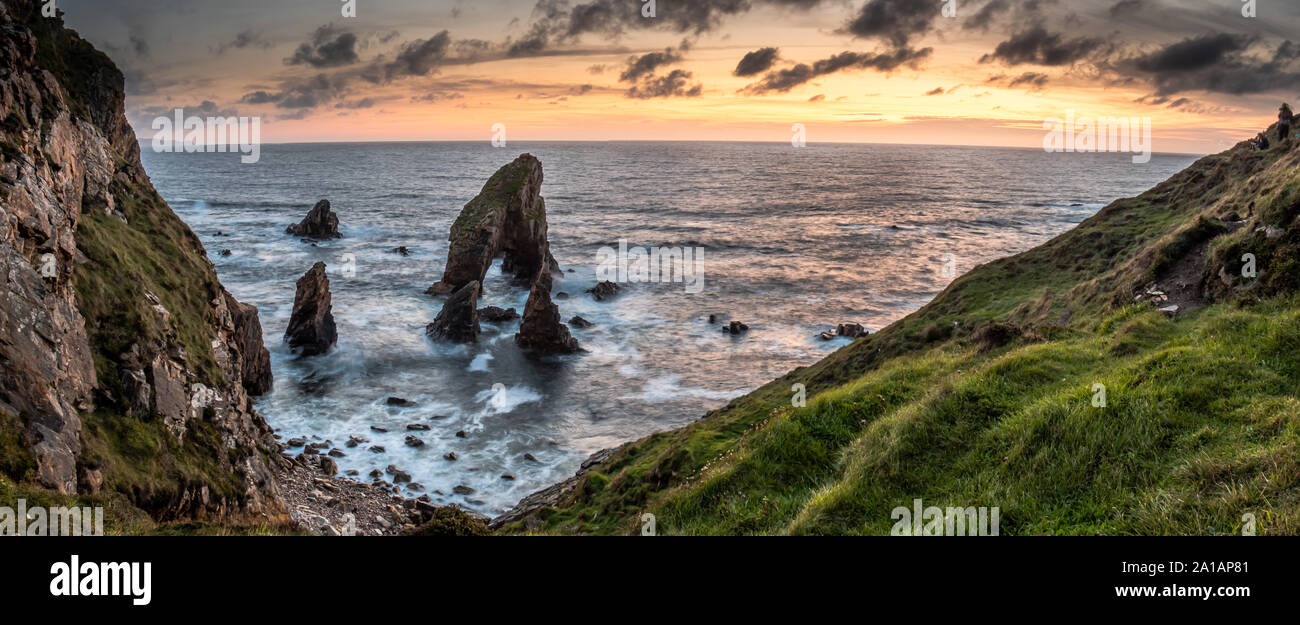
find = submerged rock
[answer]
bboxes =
[568,316,593,329]
[286,200,341,239]
[427,154,560,295]
[723,321,750,335]
[516,272,581,354]
[284,262,338,356]
[426,280,481,343]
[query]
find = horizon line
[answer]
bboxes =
[134,137,1210,158]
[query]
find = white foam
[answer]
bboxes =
[468,353,493,372]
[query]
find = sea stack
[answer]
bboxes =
[426,280,482,343]
[427,154,560,296]
[516,272,581,354]
[285,262,338,356]
[286,200,341,239]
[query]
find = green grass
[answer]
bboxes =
[498,133,1300,536]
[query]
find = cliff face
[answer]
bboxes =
[0,2,283,523]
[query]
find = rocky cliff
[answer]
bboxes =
[0,2,283,523]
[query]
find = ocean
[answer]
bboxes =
[140,141,1197,515]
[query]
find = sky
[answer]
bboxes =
[55,0,1300,153]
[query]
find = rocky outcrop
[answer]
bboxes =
[285,262,338,356]
[285,200,341,239]
[478,306,519,323]
[515,272,581,354]
[427,154,560,295]
[0,1,285,523]
[426,280,481,343]
[224,292,273,395]
[587,280,620,301]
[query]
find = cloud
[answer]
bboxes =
[1120,36,1300,96]
[733,47,779,77]
[924,86,945,95]
[508,0,826,56]
[626,69,703,99]
[286,25,360,68]
[1131,33,1245,73]
[741,47,932,94]
[1108,0,1144,16]
[214,30,273,54]
[963,0,1010,31]
[374,31,454,80]
[980,26,1107,66]
[1008,71,1049,89]
[129,35,150,57]
[842,0,940,50]
[619,48,683,82]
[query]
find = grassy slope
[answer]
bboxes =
[500,133,1300,535]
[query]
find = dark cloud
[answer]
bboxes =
[963,0,1009,31]
[286,25,360,68]
[1108,0,1143,16]
[625,69,703,99]
[377,31,454,80]
[1121,37,1300,96]
[1007,71,1049,89]
[980,26,1106,66]
[619,48,683,82]
[129,35,149,57]
[1132,33,1245,73]
[924,86,944,95]
[842,0,939,50]
[741,47,932,94]
[733,47,779,77]
[214,30,272,54]
[509,0,826,56]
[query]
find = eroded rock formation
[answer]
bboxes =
[516,272,581,354]
[285,262,338,356]
[427,154,559,295]
[286,199,341,239]
[426,280,481,343]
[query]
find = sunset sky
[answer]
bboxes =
[58,0,1300,154]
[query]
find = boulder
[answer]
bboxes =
[478,306,520,323]
[836,323,868,338]
[426,281,481,343]
[427,154,560,296]
[723,321,749,335]
[223,292,273,395]
[284,262,337,356]
[568,316,593,329]
[587,281,620,301]
[515,272,581,354]
[286,200,341,239]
